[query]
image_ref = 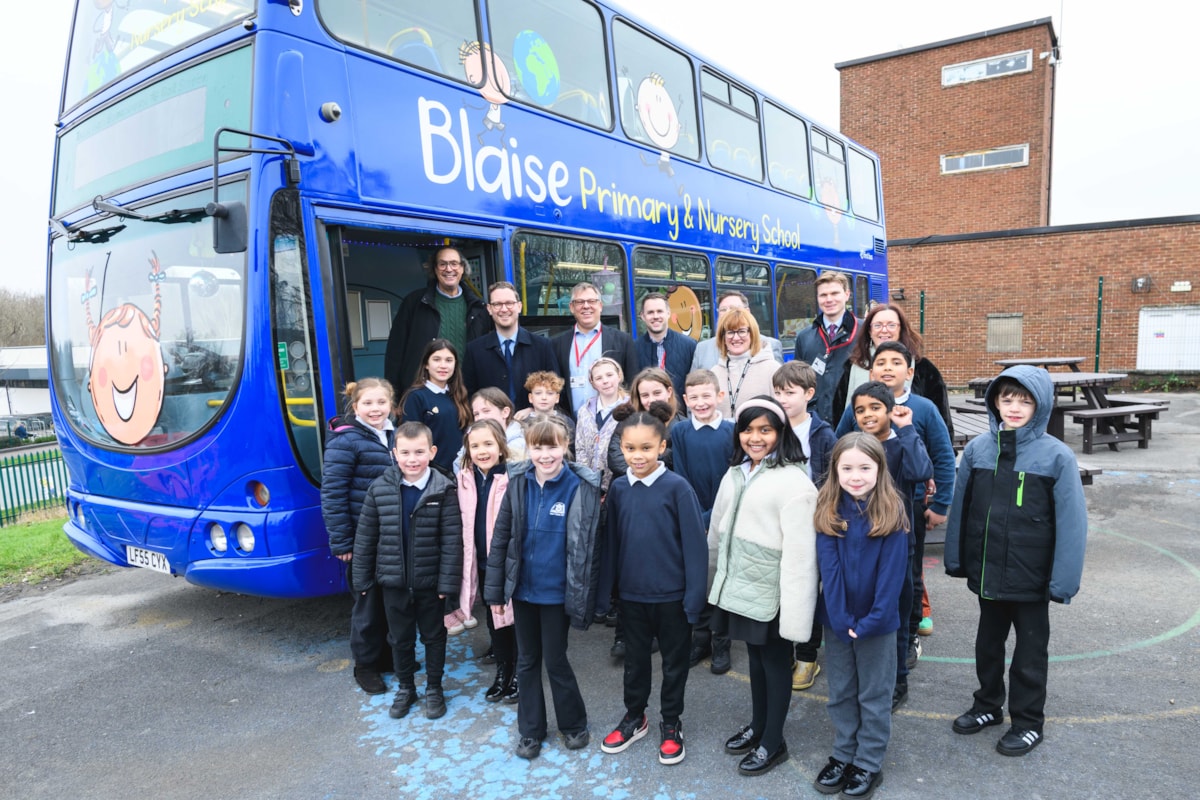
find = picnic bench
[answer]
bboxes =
[950,400,1100,485]
[1070,403,1163,454]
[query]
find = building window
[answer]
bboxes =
[942,50,1032,86]
[986,313,1023,353]
[941,144,1029,175]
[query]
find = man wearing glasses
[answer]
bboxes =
[552,282,638,418]
[384,246,492,389]
[462,281,558,410]
[793,271,862,423]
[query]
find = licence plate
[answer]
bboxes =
[125,545,172,575]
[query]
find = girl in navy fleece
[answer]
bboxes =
[811,433,910,799]
[596,402,707,765]
[399,339,471,473]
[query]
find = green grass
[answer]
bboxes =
[0,513,88,586]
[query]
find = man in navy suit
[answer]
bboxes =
[552,282,638,418]
[635,292,696,406]
[462,281,558,411]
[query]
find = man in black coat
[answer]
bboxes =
[635,291,697,406]
[462,281,559,410]
[552,282,638,418]
[383,246,492,390]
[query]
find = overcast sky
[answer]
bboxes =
[6,0,1198,295]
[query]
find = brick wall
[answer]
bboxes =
[889,219,1200,385]
[839,23,1056,240]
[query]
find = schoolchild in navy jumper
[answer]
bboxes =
[320,378,398,695]
[400,339,472,473]
[597,402,707,765]
[848,380,933,710]
[772,360,838,692]
[353,422,462,722]
[484,416,604,760]
[838,344,952,698]
[943,367,1087,757]
[670,369,736,673]
[811,433,910,799]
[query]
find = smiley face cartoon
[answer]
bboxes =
[666,285,702,341]
[84,252,169,446]
[637,73,680,151]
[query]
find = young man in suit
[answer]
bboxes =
[463,281,558,411]
[636,292,697,406]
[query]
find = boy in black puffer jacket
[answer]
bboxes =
[354,421,463,721]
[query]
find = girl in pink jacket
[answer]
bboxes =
[448,419,518,703]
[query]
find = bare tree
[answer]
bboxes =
[0,288,46,347]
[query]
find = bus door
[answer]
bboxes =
[311,210,503,403]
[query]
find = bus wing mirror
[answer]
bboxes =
[207,201,248,254]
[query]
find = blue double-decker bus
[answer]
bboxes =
[48,0,887,598]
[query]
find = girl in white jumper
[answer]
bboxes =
[708,396,819,777]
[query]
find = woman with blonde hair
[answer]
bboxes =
[711,309,781,418]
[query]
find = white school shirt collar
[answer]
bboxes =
[401,468,432,489]
[424,381,449,394]
[628,462,668,486]
[691,412,724,431]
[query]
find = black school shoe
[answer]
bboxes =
[891,678,908,712]
[723,724,760,755]
[353,666,387,695]
[515,736,543,760]
[812,757,849,794]
[996,726,1043,756]
[952,708,1004,735]
[737,742,788,776]
[841,765,882,798]
[388,684,417,719]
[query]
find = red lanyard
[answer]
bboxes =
[819,316,859,357]
[573,328,602,367]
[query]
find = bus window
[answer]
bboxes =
[63,0,254,112]
[485,0,612,129]
[48,186,246,450]
[855,273,872,318]
[613,20,700,161]
[775,265,819,349]
[812,130,848,211]
[848,148,881,222]
[319,0,480,85]
[715,258,774,337]
[632,249,711,341]
[512,231,628,330]
[764,102,812,200]
[701,71,762,181]
[270,191,323,483]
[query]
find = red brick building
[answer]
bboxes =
[836,19,1200,384]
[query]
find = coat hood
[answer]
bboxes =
[984,365,1053,440]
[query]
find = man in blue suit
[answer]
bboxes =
[462,281,558,411]
[635,292,696,406]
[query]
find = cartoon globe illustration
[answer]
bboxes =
[513,30,560,106]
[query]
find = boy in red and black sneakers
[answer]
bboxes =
[596,407,708,765]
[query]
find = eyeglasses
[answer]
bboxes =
[489,301,519,310]
[437,260,464,269]
[571,298,601,307]
[724,328,751,338]
[871,322,900,331]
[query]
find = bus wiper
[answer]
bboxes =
[48,215,127,244]
[92,196,209,225]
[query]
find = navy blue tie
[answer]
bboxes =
[502,339,515,400]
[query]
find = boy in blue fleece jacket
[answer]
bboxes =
[943,366,1087,757]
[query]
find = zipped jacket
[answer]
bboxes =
[943,366,1087,603]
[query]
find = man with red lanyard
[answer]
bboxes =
[793,271,862,424]
[553,282,638,418]
[635,292,697,407]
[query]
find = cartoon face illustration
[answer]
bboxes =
[84,253,169,446]
[637,73,680,151]
[460,41,511,106]
[667,286,702,340]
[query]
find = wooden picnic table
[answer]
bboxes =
[1043,372,1125,440]
[994,356,1085,371]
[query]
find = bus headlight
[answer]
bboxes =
[208,522,228,553]
[234,523,255,553]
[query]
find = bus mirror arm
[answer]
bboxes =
[210,127,303,254]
